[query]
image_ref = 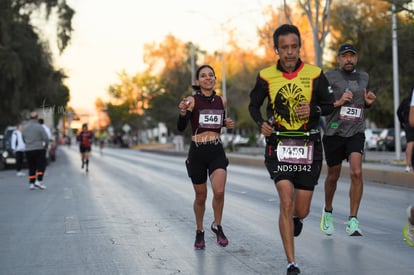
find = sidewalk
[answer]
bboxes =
[227,152,413,189]
[232,147,413,189]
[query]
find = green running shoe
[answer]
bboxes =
[320,210,334,235]
[403,223,414,246]
[403,206,414,246]
[346,217,362,236]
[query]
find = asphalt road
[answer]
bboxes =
[0,146,413,275]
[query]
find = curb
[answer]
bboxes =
[142,148,413,189]
[227,154,413,189]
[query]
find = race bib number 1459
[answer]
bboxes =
[276,139,314,164]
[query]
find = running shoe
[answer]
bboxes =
[34,181,46,190]
[403,206,414,246]
[287,263,301,275]
[293,217,303,237]
[194,230,205,249]
[29,183,35,190]
[346,217,362,236]
[320,210,334,235]
[211,222,229,247]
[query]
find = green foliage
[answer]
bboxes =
[106,102,139,134]
[104,0,414,140]
[328,0,414,128]
[0,0,74,131]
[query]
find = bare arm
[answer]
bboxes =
[409,106,414,127]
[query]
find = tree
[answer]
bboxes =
[141,36,195,132]
[283,0,332,67]
[327,0,414,127]
[94,97,110,130]
[0,0,74,130]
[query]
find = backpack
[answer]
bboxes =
[397,89,413,126]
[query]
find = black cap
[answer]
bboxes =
[338,43,357,55]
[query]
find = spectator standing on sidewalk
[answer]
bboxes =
[22,112,49,190]
[38,118,53,165]
[320,43,377,237]
[11,123,26,177]
[38,118,52,140]
[248,24,334,275]
[403,86,414,246]
[397,88,414,173]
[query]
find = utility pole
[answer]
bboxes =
[392,2,401,160]
[190,42,195,86]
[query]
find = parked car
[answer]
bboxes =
[1,125,56,170]
[1,126,22,169]
[0,133,4,170]
[220,133,249,148]
[364,128,382,150]
[376,128,407,152]
[256,134,266,147]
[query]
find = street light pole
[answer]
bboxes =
[392,2,401,160]
[186,9,259,114]
[220,23,227,115]
[190,42,195,86]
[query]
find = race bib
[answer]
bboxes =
[339,103,363,121]
[199,109,224,129]
[276,139,314,164]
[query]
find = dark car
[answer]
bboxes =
[376,128,407,151]
[1,126,20,169]
[1,125,58,170]
[0,133,4,169]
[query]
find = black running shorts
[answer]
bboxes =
[185,141,229,184]
[264,143,322,191]
[79,145,91,153]
[405,125,414,142]
[323,132,365,167]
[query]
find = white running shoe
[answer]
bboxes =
[29,184,35,190]
[34,181,46,190]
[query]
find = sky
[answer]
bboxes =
[51,0,279,113]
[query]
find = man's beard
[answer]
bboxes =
[343,63,355,72]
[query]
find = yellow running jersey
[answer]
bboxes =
[260,63,322,131]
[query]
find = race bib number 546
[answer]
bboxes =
[199,109,224,129]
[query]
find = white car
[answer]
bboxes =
[364,128,382,150]
[220,133,249,148]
